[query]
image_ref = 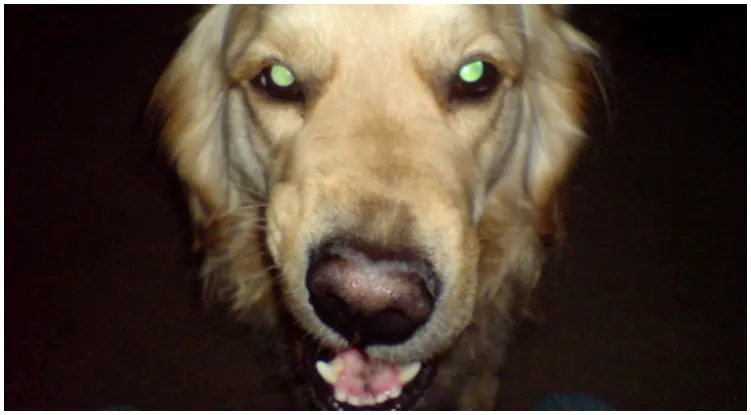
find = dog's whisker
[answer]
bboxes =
[232,208,269,218]
[230,181,268,200]
[237,266,279,283]
[235,202,268,210]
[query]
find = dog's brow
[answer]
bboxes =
[411,25,520,90]
[227,6,340,83]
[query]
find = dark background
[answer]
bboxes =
[5,5,746,410]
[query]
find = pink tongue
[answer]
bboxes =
[334,349,400,398]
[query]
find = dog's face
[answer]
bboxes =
[155,5,594,410]
[260,4,497,357]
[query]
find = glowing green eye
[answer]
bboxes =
[251,64,304,102]
[269,65,296,87]
[450,60,501,101]
[458,60,485,84]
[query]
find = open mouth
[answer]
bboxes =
[302,343,436,410]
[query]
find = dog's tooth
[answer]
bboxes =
[388,385,403,399]
[347,395,362,407]
[329,356,344,374]
[375,393,389,404]
[360,396,375,407]
[334,389,347,403]
[397,361,422,384]
[315,360,339,385]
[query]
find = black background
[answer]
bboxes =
[5,6,746,410]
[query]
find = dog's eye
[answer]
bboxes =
[450,60,501,101]
[251,64,304,102]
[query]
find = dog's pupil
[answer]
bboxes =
[269,65,295,87]
[251,65,304,102]
[451,60,500,101]
[459,60,485,84]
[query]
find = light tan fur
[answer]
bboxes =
[153,5,596,410]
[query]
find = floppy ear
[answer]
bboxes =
[151,6,277,317]
[474,6,598,307]
[151,5,265,226]
[517,5,597,210]
[151,5,236,224]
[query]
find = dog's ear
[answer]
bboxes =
[151,5,264,225]
[151,5,235,224]
[517,5,597,210]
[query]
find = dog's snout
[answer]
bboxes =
[306,238,438,346]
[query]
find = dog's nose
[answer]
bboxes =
[305,238,438,346]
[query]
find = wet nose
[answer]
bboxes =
[305,238,438,346]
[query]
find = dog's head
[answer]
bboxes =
[153,5,594,410]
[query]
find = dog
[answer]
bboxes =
[152,5,597,410]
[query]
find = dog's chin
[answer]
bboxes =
[299,338,437,410]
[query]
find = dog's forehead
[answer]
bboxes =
[267,4,481,36]
[252,5,519,66]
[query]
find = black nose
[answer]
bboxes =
[305,238,438,346]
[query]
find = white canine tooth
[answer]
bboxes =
[360,396,375,407]
[397,361,422,384]
[334,389,347,403]
[389,385,403,399]
[330,357,344,374]
[347,396,362,407]
[375,393,389,404]
[315,360,338,385]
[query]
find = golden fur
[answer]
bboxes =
[152,5,596,410]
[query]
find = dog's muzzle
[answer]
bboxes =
[301,236,441,409]
[306,237,439,346]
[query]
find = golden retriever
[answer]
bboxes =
[152,5,597,410]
